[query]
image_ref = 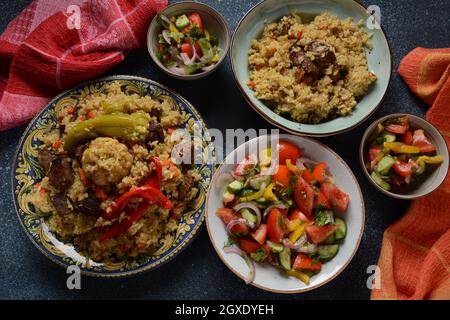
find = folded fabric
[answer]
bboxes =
[0,0,167,131]
[371,48,450,300]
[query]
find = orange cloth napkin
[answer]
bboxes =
[371,48,450,300]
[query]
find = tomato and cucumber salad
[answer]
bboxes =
[217,140,349,285]
[366,116,444,191]
[156,12,220,75]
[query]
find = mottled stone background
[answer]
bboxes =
[0,0,448,299]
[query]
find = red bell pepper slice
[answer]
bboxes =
[100,203,150,242]
[143,156,163,188]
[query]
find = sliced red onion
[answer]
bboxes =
[296,158,306,171]
[260,158,279,176]
[215,172,233,191]
[263,204,287,217]
[282,233,307,251]
[297,157,318,170]
[233,202,261,228]
[161,29,171,45]
[231,171,245,181]
[223,245,256,284]
[298,242,318,254]
[405,174,411,184]
[226,219,253,234]
[180,52,195,66]
[167,66,187,75]
[160,15,174,28]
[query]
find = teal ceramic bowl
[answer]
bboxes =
[11,75,215,277]
[231,0,392,137]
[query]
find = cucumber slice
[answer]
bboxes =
[315,210,334,227]
[371,171,391,191]
[255,197,268,206]
[324,233,336,245]
[227,180,244,194]
[222,191,235,204]
[241,188,255,197]
[383,132,396,143]
[240,208,257,224]
[376,155,396,175]
[175,14,190,29]
[415,161,427,175]
[317,245,339,261]
[266,240,284,253]
[279,247,291,270]
[249,175,271,190]
[335,218,347,240]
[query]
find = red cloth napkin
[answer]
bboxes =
[0,0,167,131]
[371,48,450,300]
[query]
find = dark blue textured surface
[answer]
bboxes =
[0,0,449,300]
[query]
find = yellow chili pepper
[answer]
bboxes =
[240,188,265,202]
[289,224,305,243]
[263,183,278,202]
[384,142,420,154]
[288,219,301,232]
[205,29,211,41]
[100,97,133,114]
[417,155,444,165]
[286,159,301,174]
[169,24,179,34]
[211,54,220,63]
[259,148,272,167]
[286,270,310,285]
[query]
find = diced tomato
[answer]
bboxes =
[392,160,413,178]
[305,225,338,244]
[293,254,322,271]
[251,224,267,245]
[273,165,291,188]
[402,131,413,145]
[293,176,314,218]
[216,208,248,234]
[312,162,328,183]
[234,154,257,176]
[188,13,203,31]
[181,43,194,59]
[239,238,261,255]
[412,129,436,153]
[385,116,409,134]
[320,182,349,213]
[302,169,315,184]
[314,190,331,209]
[369,146,383,170]
[288,209,314,225]
[277,140,302,165]
[267,208,287,244]
[194,42,203,57]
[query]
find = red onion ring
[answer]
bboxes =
[263,204,287,217]
[226,218,253,234]
[282,233,307,251]
[161,30,171,45]
[260,159,279,176]
[223,245,256,284]
[233,202,261,228]
[167,66,187,75]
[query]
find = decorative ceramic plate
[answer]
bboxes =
[11,75,215,277]
[206,134,365,293]
[231,0,392,137]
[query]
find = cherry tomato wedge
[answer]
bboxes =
[293,254,322,271]
[302,169,315,184]
[267,208,287,244]
[188,13,203,31]
[312,162,328,183]
[412,129,436,153]
[277,140,301,165]
[392,160,413,178]
[293,175,314,218]
[273,165,291,188]
[385,116,409,134]
[320,182,349,213]
[181,43,194,59]
[305,225,338,244]
[288,209,314,225]
[239,238,261,255]
[402,131,413,145]
[216,208,248,234]
[314,190,331,209]
[251,224,267,245]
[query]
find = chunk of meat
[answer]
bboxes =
[48,156,74,191]
[50,194,72,216]
[178,174,194,199]
[149,108,162,120]
[290,46,322,80]
[147,123,165,145]
[329,65,348,83]
[289,47,306,66]
[310,41,336,69]
[38,149,55,174]
[77,191,101,215]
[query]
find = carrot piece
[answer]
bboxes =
[88,111,96,119]
[79,168,89,187]
[52,139,62,149]
[67,107,75,114]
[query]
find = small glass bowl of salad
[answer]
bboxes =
[147,2,230,80]
[360,114,449,199]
